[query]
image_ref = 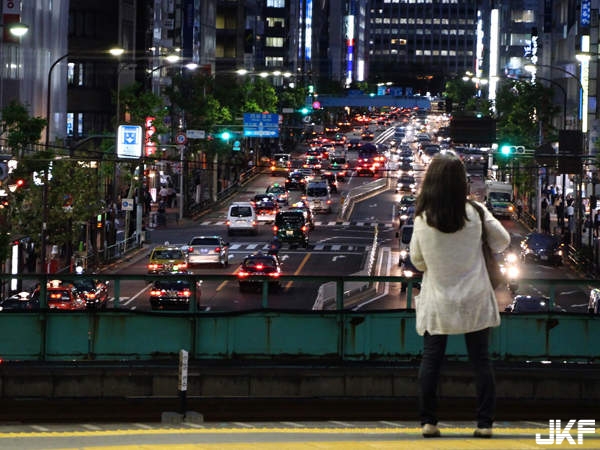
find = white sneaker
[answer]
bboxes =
[473,427,493,438]
[422,423,441,438]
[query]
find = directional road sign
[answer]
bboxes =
[117,125,143,159]
[243,113,280,138]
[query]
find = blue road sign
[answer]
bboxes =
[243,113,280,137]
[117,125,143,159]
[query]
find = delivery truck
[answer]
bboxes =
[484,180,514,218]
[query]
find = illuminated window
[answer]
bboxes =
[512,10,535,23]
[266,17,285,27]
[267,0,285,7]
[265,56,284,67]
[266,37,284,47]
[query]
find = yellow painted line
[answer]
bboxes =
[285,252,311,289]
[216,267,241,291]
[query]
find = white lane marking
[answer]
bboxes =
[200,221,211,226]
[247,244,259,249]
[331,245,342,251]
[123,284,152,306]
[328,221,337,226]
[342,221,351,226]
[229,244,242,250]
[82,424,102,430]
[184,423,205,428]
[356,222,365,226]
[354,247,392,310]
[313,244,325,250]
[134,423,153,429]
[30,425,49,432]
[233,422,254,428]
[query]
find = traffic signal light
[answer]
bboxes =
[500,144,514,156]
[499,145,525,156]
[299,107,310,115]
[96,213,103,229]
[219,131,231,141]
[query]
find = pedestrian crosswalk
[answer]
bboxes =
[228,242,368,253]
[199,220,396,228]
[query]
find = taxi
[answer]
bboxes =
[32,280,87,311]
[147,244,189,274]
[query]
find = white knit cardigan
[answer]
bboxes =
[409,201,511,336]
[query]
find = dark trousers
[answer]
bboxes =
[418,328,495,428]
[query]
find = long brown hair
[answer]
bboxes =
[415,152,469,233]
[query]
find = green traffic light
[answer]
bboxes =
[300,107,310,115]
[500,144,513,156]
[220,131,231,141]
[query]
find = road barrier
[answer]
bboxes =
[0,273,598,362]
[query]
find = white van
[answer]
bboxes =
[226,202,258,235]
[305,180,332,214]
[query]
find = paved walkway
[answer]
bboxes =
[1,421,598,449]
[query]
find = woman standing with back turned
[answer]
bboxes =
[409,152,510,439]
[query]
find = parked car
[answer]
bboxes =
[185,235,229,268]
[149,279,201,311]
[237,252,282,292]
[504,295,566,313]
[520,232,564,266]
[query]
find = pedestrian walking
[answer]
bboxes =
[409,152,510,439]
[515,198,523,220]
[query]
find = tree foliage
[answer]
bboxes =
[494,79,558,148]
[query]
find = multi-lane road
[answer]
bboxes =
[99,134,591,315]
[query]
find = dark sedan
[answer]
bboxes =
[237,252,282,292]
[285,171,308,192]
[149,279,201,311]
[72,277,110,309]
[520,232,564,265]
[0,292,40,311]
[504,295,566,313]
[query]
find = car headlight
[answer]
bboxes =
[507,266,519,279]
[505,252,518,264]
[403,270,414,278]
[399,249,408,259]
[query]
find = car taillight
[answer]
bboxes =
[272,225,279,233]
[179,290,192,298]
[149,289,164,296]
[215,247,221,253]
[187,247,194,253]
[148,263,160,271]
[85,292,96,300]
[302,225,308,232]
[269,271,281,278]
[238,270,249,278]
[226,220,231,226]
[173,262,188,271]
[256,264,264,270]
[49,293,61,300]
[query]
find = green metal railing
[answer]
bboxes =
[0,273,598,362]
